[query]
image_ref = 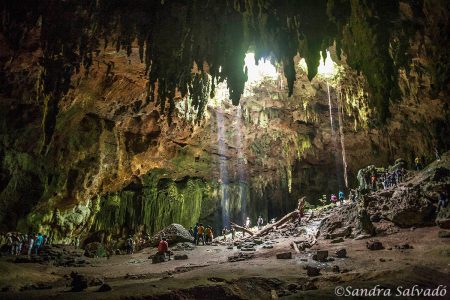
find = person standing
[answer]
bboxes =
[231,227,236,240]
[12,233,20,255]
[415,157,422,170]
[34,233,44,255]
[257,216,264,230]
[28,234,35,256]
[222,227,227,241]
[205,226,213,244]
[434,147,441,162]
[126,235,134,254]
[338,191,345,205]
[197,224,205,245]
[370,174,377,191]
[193,223,199,245]
[245,217,251,228]
[437,192,448,212]
[330,194,337,205]
[6,233,13,255]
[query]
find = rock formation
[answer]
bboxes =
[0,1,448,245]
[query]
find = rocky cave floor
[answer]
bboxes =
[1,226,449,299]
[1,159,450,300]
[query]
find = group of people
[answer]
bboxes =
[221,227,236,240]
[330,191,345,205]
[125,234,153,254]
[0,232,46,256]
[378,168,406,190]
[191,223,214,245]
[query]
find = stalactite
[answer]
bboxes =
[1,0,420,141]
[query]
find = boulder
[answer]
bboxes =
[150,224,194,246]
[318,204,358,239]
[151,253,167,264]
[312,250,328,262]
[335,248,347,258]
[228,252,254,262]
[276,252,292,259]
[328,227,352,239]
[436,205,450,229]
[332,265,340,273]
[355,208,375,236]
[383,187,435,227]
[97,283,112,292]
[366,240,384,250]
[88,277,104,286]
[70,272,88,292]
[394,244,413,250]
[84,242,107,258]
[331,237,344,244]
[174,254,188,260]
[305,265,320,277]
[301,280,317,290]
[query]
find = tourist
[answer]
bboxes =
[197,223,205,245]
[245,217,251,228]
[370,174,377,191]
[415,156,422,170]
[394,168,404,186]
[157,237,170,261]
[434,147,441,161]
[222,227,227,241]
[257,215,264,230]
[34,233,44,255]
[6,233,13,255]
[330,194,337,205]
[193,223,199,245]
[12,233,20,255]
[126,235,134,254]
[28,234,35,256]
[437,192,448,213]
[20,234,26,254]
[338,191,345,205]
[231,227,236,240]
[205,226,213,244]
[349,190,357,203]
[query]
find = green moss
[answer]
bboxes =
[91,170,211,236]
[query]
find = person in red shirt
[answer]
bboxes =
[157,238,170,260]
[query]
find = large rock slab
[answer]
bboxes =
[150,224,194,246]
[436,205,450,229]
[312,250,328,262]
[276,252,292,259]
[382,187,435,227]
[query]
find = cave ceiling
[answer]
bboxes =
[3,0,441,149]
